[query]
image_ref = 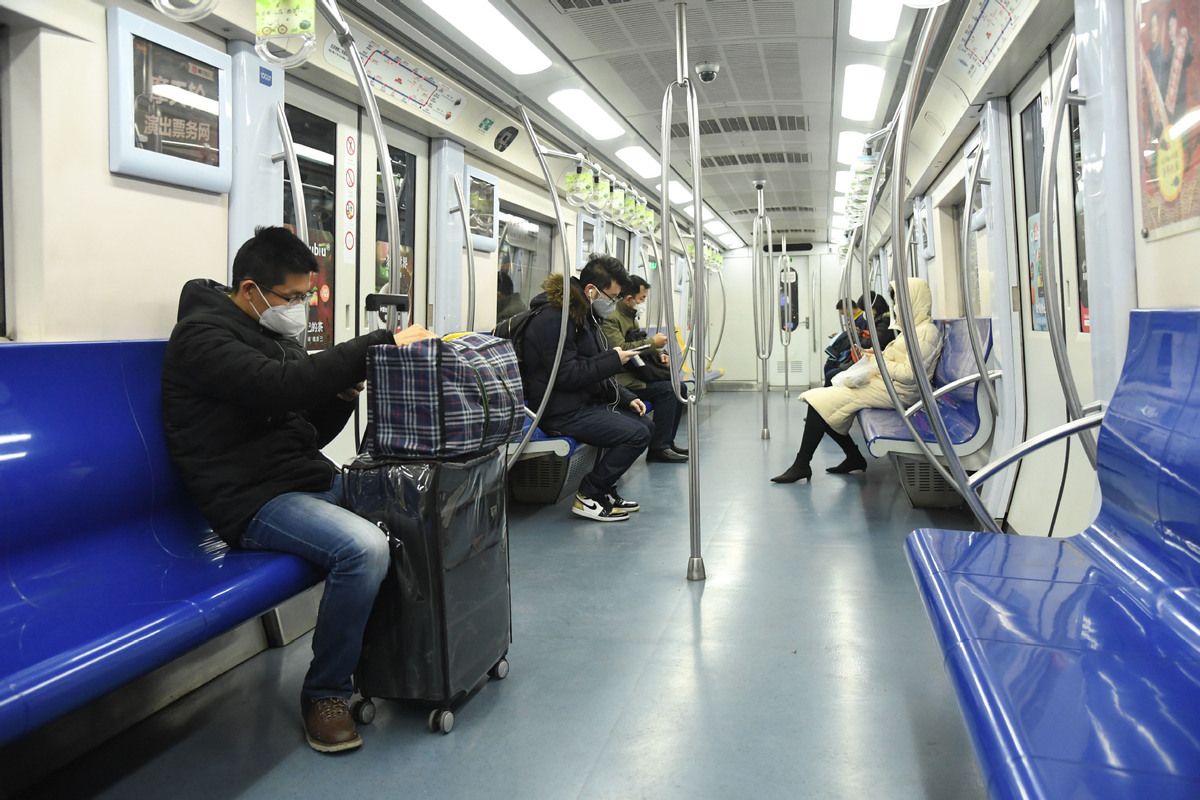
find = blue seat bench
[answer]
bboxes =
[0,340,323,747]
[505,416,597,504]
[906,309,1200,800]
[856,318,994,506]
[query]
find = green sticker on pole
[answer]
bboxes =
[256,0,316,38]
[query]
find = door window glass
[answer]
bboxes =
[497,208,553,321]
[1020,97,1048,331]
[374,145,417,326]
[282,104,336,351]
[1069,102,1089,332]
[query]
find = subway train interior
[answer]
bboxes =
[2,0,1200,797]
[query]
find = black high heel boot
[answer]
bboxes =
[826,452,867,474]
[771,455,812,483]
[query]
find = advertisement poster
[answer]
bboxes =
[1136,0,1200,239]
[305,231,335,352]
[1028,212,1048,331]
[132,35,220,165]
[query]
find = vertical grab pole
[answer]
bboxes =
[316,0,402,323]
[275,102,309,246]
[891,4,1002,534]
[660,1,705,582]
[449,174,477,331]
[779,235,793,400]
[1038,34,1097,469]
[751,182,774,438]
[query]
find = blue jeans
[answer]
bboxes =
[632,380,687,450]
[241,474,389,701]
[543,404,652,498]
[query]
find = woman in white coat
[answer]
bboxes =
[772,277,942,483]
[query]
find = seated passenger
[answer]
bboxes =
[496,270,525,322]
[601,275,689,463]
[772,277,942,483]
[522,253,652,521]
[861,290,897,352]
[822,298,870,386]
[162,226,436,753]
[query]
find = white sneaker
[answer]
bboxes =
[604,490,639,512]
[572,492,630,522]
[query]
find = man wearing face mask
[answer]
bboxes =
[601,275,688,463]
[162,226,436,754]
[521,253,652,521]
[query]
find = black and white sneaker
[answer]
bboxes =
[605,490,640,513]
[573,492,630,522]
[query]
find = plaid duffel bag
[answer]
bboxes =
[366,332,525,458]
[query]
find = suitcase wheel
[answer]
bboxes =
[428,708,454,735]
[488,658,510,681]
[352,698,376,725]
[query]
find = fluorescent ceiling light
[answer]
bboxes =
[294,142,334,166]
[719,232,743,248]
[682,204,714,221]
[616,146,661,179]
[548,89,624,140]
[422,0,551,75]
[848,0,903,42]
[835,170,852,194]
[656,181,693,205]
[837,131,867,164]
[832,215,850,229]
[841,64,886,122]
[833,196,847,214]
[706,220,731,236]
[902,0,950,8]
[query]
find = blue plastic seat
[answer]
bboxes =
[906,310,1200,800]
[857,318,993,461]
[0,340,322,747]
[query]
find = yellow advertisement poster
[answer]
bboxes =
[1137,0,1200,239]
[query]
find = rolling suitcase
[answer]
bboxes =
[343,447,510,733]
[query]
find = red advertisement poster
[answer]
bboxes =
[1137,0,1200,239]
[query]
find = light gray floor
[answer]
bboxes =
[23,392,986,799]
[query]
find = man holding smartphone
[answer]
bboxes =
[601,275,689,464]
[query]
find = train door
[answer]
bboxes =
[770,254,810,391]
[283,80,429,465]
[1006,35,1098,536]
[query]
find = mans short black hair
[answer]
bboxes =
[622,275,651,298]
[497,270,514,296]
[580,253,629,292]
[835,298,861,312]
[231,226,317,289]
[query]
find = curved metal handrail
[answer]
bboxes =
[669,213,697,370]
[450,173,477,331]
[274,102,309,247]
[778,238,795,400]
[856,122,959,489]
[890,3,1002,534]
[316,0,404,325]
[1038,34,1097,469]
[902,370,1002,419]
[707,264,727,370]
[968,413,1104,490]
[507,106,575,468]
[659,1,705,582]
[960,144,998,411]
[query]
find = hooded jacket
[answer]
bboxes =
[521,273,636,421]
[161,278,393,544]
[801,277,942,435]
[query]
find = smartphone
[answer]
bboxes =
[630,343,652,351]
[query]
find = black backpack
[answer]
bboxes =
[491,306,545,366]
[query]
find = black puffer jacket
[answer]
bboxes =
[162,279,392,544]
[522,274,635,422]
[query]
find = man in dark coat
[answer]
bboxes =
[522,253,652,521]
[162,226,434,753]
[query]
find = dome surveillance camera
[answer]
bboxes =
[695,63,720,83]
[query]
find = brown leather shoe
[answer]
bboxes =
[301,696,362,753]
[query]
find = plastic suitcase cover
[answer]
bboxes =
[344,448,510,704]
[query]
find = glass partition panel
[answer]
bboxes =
[1069,102,1090,332]
[497,207,553,321]
[374,144,417,325]
[1020,96,1048,331]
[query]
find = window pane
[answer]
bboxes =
[1020,97,1048,331]
[1070,103,1089,332]
[497,208,553,321]
[374,145,417,329]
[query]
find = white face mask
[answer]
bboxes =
[252,284,308,339]
[589,287,618,319]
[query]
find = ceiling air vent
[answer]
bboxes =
[699,153,811,170]
[671,115,811,138]
[730,205,815,216]
[555,0,634,9]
